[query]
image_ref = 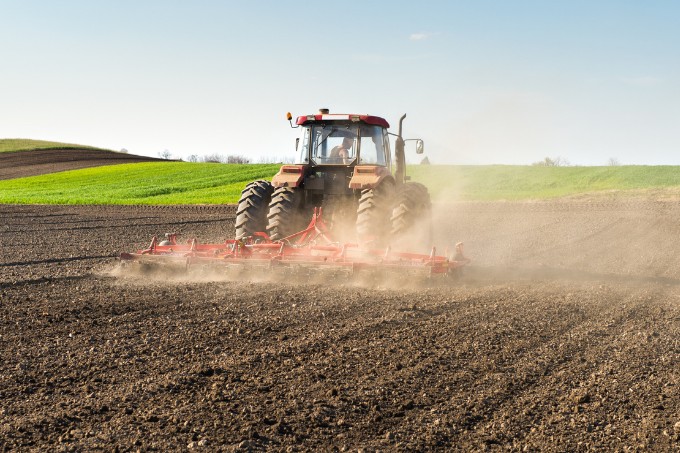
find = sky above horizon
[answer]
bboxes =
[2,1,679,165]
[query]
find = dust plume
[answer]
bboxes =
[427,195,680,287]
[107,260,459,290]
[108,195,680,290]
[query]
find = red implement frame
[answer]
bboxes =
[120,208,470,277]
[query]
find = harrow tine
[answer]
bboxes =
[383,245,391,260]
[141,236,158,255]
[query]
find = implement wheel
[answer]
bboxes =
[235,180,274,240]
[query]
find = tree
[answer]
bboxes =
[226,155,251,164]
[202,153,223,163]
[159,149,172,160]
[532,156,570,167]
[607,157,621,166]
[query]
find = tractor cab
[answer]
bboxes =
[293,113,392,169]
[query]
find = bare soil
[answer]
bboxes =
[1,201,679,452]
[0,149,164,180]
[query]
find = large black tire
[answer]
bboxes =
[235,180,274,240]
[356,180,395,247]
[390,182,432,250]
[266,187,306,241]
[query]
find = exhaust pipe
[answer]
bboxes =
[395,113,407,185]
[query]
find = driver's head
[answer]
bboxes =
[343,136,353,148]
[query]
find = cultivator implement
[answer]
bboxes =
[120,208,469,280]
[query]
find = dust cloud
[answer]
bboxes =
[429,196,680,288]
[107,256,461,291]
[108,195,680,291]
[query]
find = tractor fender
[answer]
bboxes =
[272,165,305,188]
[349,166,393,190]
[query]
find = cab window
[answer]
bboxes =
[310,124,358,165]
[358,125,386,165]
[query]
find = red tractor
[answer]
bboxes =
[121,110,469,277]
[235,109,432,248]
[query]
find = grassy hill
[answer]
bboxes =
[0,138,110,153]
[1,161,680,205]
[407,165,680,201]
[0,162,281,205]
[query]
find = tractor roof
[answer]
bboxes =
[296,113,390,129]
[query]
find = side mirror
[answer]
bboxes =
[416,139,424,154]
[295,138,300,151]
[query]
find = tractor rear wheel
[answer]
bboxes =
[235,180,274,240]
[390,182,432,250]
[267,187,306,241]
[356,180,395,247]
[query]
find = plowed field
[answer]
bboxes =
[2,201,679,451]
[0,149,163,180]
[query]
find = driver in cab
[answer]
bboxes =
[330,136,353,164]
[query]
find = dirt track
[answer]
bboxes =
[1,202,679,451]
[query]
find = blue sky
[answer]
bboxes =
[2,1,678,164]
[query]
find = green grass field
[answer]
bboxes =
[1,161,680,204]
[407,165,680,201]
[0,138,109,153]
[1,139,680,204]
[0,162,281,205]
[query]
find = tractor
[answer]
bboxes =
[121,110,470,277]
[235,109,432,247]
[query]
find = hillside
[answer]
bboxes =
[0,138,109,153]
[2,140,680,203]
[0,139,166,180]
